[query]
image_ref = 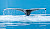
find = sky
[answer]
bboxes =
[0,0,50,15]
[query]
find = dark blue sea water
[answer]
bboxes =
[0,15,50,29]
[0,20,50,29]
[0,0,50,29]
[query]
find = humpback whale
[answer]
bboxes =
[4,8,46,16]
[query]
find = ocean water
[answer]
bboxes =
[0,0,50,29]
[0,14,50,29]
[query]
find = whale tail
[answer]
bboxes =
[4,8,46,16]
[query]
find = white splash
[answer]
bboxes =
[0,14,50,22]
